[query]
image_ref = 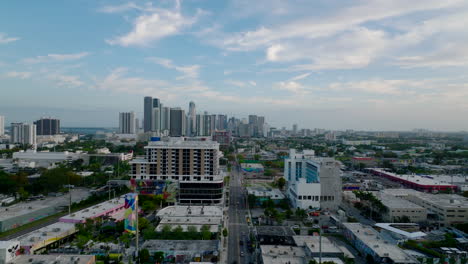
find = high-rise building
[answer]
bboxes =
[119,112,136,134]
[0,115,4,136]
[161,106,171,132]
[217,114,227,130]
[11,123,36,145]
[292,124,298,135]
[152,107,161,132]
[188,101,196,136]
[34,118,60,136]
[169,108,185,137]
[203,113,212,136]
[129,137,224,204]
[195,114,204,136]
[135,118,140,133]
[144,96,153,132]
[284,149,342,210]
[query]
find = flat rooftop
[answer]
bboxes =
[260,245,306,264]
[375,223,426,239]
[15,222,76,247]
[241,163,264,169]
[59,195,125,223]
[146,137,219,149]
[343,223,417,263]
[142,240,219,252]
[157,205,223,218]
[0,189,90,221]
[13,254,95,264]
[293,236,346,255]
[382,189,468,209]
[378,193,425,209]
[370,168,456,187]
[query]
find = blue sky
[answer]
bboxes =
[1,0,468,130]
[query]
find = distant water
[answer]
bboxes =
[61,127,117,135]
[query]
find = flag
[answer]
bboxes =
[124,193,138,233]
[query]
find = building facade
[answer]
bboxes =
[284,149,342,210]
[169,108,185,137]
[0,115,4,136]
[129,137,224,204]
[118,112,136,134]
[34,118,60,135]
[10,123,36,145]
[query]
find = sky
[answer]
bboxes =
[1,0,468,131]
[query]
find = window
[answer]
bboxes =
[298,196,302,200]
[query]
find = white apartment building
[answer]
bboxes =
[10,123,36,145]
[129,137,224,204]
[284,149,342,210]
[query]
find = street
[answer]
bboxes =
[227,165,252,264]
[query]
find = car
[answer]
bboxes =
[240,251,245,257]
[291,225,300,229]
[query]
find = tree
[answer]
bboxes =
[154,252,164,263]
[139,248,150,263]
[138,217,150,231]
[186,226,198,239]
[248,194,257,208]
[172,225,184,239]
[201,225,211,240]
[277,178,286,190]
[295,208,307,220]
[222,228,228,237]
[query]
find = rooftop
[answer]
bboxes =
[157,205,223,218]
[142,240,219,252]
[343,223,417,263]
[378,193,426,209]
[260,245,306,264]
[146,137,219,149]
[247,187,285,199]
[370,168,456,187]
[293,236,345,255]
[12,255,95,264]
[59,195,125,223]
[375,223,427,239]
[15,222,76,247]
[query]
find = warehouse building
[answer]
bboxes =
[156,205,223,233]
[15,222,76,254]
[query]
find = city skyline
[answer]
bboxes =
[1,1,468,130]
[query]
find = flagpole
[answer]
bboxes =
[136,194,139,262]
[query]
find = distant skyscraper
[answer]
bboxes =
[293,124,298,135]
[0,115,4,136]
[144,96,153,132]
[196,114,204,136]
[217,114,227,130]
[135,118,140,133]
[161,106,171,131]
[170,108,185,137]
[11,123,36,145]
[119,112,136,134]
[188,101,196,136]
[34,118,60,135]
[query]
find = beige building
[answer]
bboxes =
[378,193,427,223]
[381,189,468,226]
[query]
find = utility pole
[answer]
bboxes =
[319,223,322,264]
[135,195,139,263]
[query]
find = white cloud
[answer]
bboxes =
[225,80,257,87]
[249,81,257,86]
[99,2,141,13]
[5,71,32,79]
[0,33,19,44]
[47,74,83,87]
[290,73,311,81]
[276,81,309,95]
[147,57,200,80]
[23,52,90,64]
[106,1,202,46]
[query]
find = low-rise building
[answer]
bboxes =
[368,168,457,192]
[378,193,427,223]
[141,240,219,263]
[246,187,285,205]
[374,223,426,244]
[381,189,468,226]
[15,222,77,254]
[11,255,95,264]
[155,205,223,233]
[59,196,126,224]
[342,223,418,264]
[12,150,85,168]
[241,163,264,173]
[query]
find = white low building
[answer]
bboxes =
[156,205,223,233]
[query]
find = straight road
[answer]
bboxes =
[227,164,251,264]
